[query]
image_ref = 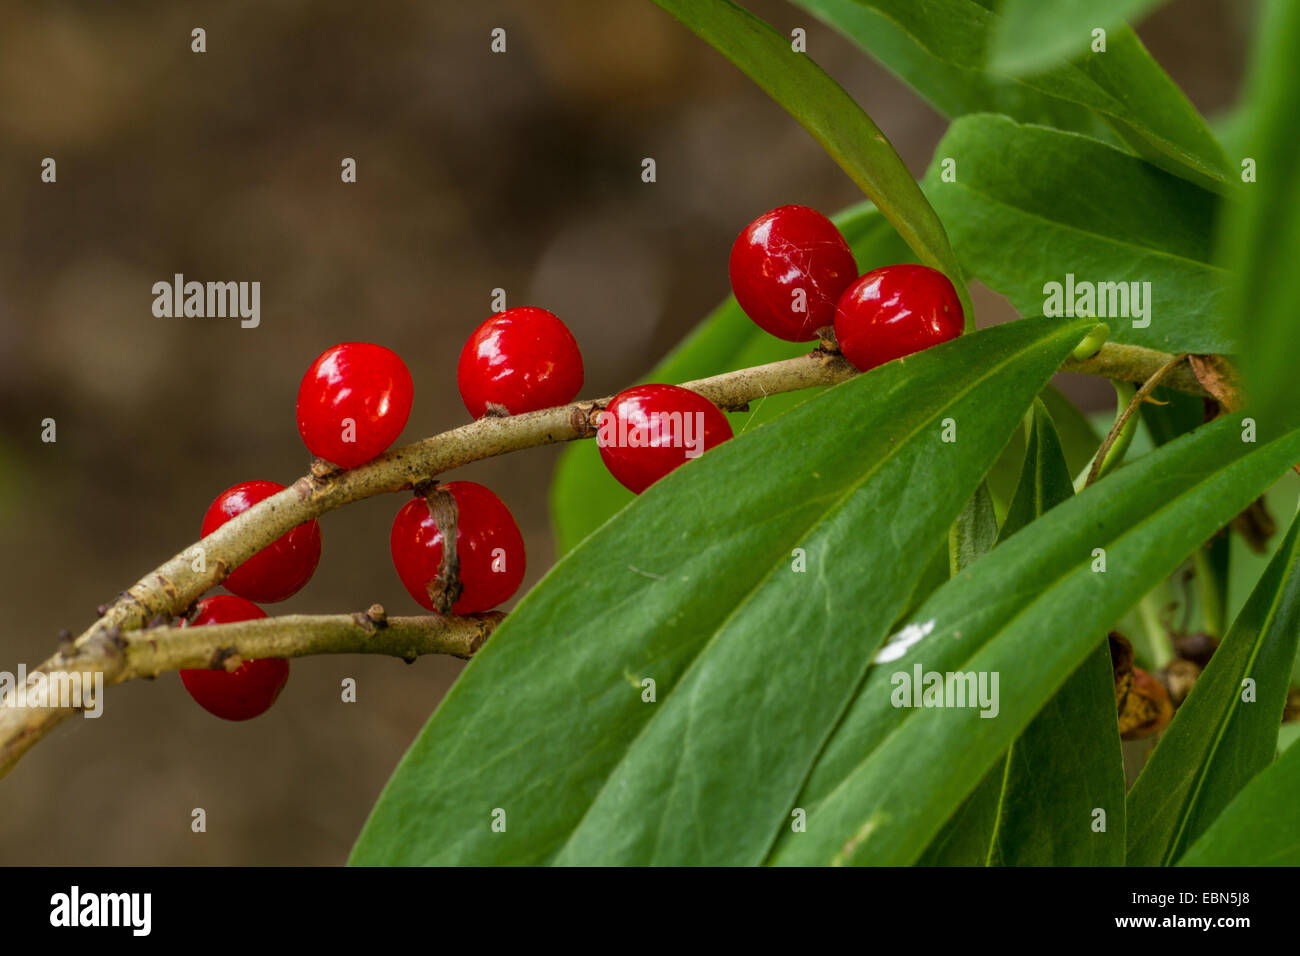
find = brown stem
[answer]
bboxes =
[0,610,502,770]
[1085,352,1190,487]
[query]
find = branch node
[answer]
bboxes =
[468,612,505,656]
[570,403,601,439]
[95,627,127,660]
[212,647,242,672]
[353,604,389,632]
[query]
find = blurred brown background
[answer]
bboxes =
[0,0,1248,864]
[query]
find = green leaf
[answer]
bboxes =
[550,203,913,556]
[789,0,1227,188]
[998,400,1076,542]
[1126,505,1300,866]
[1176,735,1300,866]
[923,114,1232,354]
[1279,722,1300,755]
[949,481,998,576]
[990,0,1171,76]
[985,646,1122,865]
[1137,386,1232,639]
[1139,385,1204,448]
[350,316,1092,865]
[647,0,972,323]
[921,399,1124,865]
[1224,0,1300,428]
[768,414,1300,865]
[1040,385,1103,477]
[789,0,1109,135]
[987,401,1124,865]
[1069,29,1229,190]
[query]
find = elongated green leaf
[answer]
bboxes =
[998,400,1076,544]
[1070,29,1229,189]
[1279,722,1300,755]
[1126,505,1300,866]
[790,0,1227,188]
[991,0,1170,76]
[921,400,1124,865]
[986,402,1124,865]
[648,0,972,323]
[949,481,997,576]
[1176,735,1300,866]
[985,647,1122,865]
[351,317,1092,865]
[1224,0,1300,429]
[1140,386,1204,448]
[789,0,1109,135]
[924,114,1231,354]
[769,415,1300,865]
[550,204,912,555]
[1140,387,1230,638]
[982,385,1090,523]
[1041,385,1102,477]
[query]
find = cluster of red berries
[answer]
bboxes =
[729,204,963,368]
[180,204,959,721]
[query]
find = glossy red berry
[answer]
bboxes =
[729,205,858,342]
[179,595,289,721]
[297,342,414,468]
[202,480,322,603]
[833,265,964,372]
[457,307,585,417]
[390,481,526,614]
[596,384,733,494]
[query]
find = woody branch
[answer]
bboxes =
[0,341,1205,778]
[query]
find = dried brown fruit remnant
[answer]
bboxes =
[1285,689,1300,724]
[1110,632,1174,739]
[1188,354,1245,412]
[423,486,463,616]
[1159,658,1201,709]
[1110,632,1134,707]
[1172,631,1219,669]
[1232,497,1277,555]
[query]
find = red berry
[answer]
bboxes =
[457,307,585,417]
[202,480,322,603]
[179,595,289,721]
[297,342,413,468]
[729,205,858,342]
[832,265,964,372]
[596,384,733,494]
[390,481,526,614]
